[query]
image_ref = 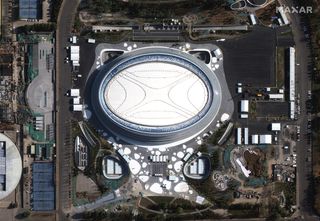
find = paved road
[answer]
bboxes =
[56,0,79,220]
[132,30,181,41]
[72,192,124,213]
[280,0,319,220]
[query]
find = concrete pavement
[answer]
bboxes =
[279,0,318,219]
[56,0,80,220]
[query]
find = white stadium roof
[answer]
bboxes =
[91,46,224,147]
[0,133,22,200]
[104,62,208,126]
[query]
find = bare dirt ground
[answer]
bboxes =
[255,1,277,26]
[198,9,244,25]
[244,148,265,177]
[76,173,99,193]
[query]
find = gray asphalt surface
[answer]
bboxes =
[280,0,319,220]
[219,26,276,88]
[132,30,181,41]
[56,0,80,220]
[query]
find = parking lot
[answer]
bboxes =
[219,26,276,90]
[256,102,289,118]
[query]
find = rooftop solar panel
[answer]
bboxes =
[33,172,53,182]
[33,191,54,201]
[32,162,55,211]
[33,201,55,211]
[0,175,4,183]
[0,157,5,175]
[0,149,5,157]
[32,162,53,172]
[19,0,30,7]
[19,0,40,19]
[19,9,32,19]
[29,0,38,8]
[33,182,54,192]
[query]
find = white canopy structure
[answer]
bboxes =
[251,135,259,144]
[70,89,80,97]
[240,100,249,113]
[259,135,272,144]
[271,123,281,131]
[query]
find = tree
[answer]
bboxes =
[94,0,107,14]
[198,144,208,153]
[21,209,31,218]
[211,150,220,170]
[176,206,183,214]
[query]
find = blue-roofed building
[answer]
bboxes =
[32,162,55,211]
[19,0,41,20]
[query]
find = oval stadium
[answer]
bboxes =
[91,47,222,147]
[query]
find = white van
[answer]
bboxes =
[87,38,96,44]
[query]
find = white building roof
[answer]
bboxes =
[190,162,197,174]
[240,100,249,112]
[114,163,122,174]
[259,134,272,144]
[237,128,242,145]
[73,104,83,111]
[290,101,295,119]
[249,14,257,25]
[106,159,114,174]
[271,123,281,131]
[214,48,222,57]
[0,133,22,200]
[196,196,205,204]
[72,36,77,44]
[251,134,259,144]
[73,97,80,104]
[88,38,96,43]
[269,94,284,99]
[70,53,80,61]
[198,159,204,174]
[236,158,251,177]
[289,47,295,101]
[278,6,290,25]
[70,89,80,97]
[240,114,248,119]
[104,61,209,126]
[70,45,80,53]
[244,128,249,145]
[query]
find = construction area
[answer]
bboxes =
[0,43,17,125]
[12,33,57,212]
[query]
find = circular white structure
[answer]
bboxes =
[0,133,22,200]
[91,47,222,147]
[105,62,208,126]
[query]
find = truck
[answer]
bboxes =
[87,38,96,44]
[70,36,77,44]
